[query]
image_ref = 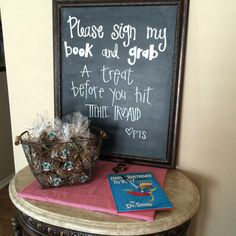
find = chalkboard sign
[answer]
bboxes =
[53,0,189,168]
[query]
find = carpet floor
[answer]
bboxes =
[0,185,17,236]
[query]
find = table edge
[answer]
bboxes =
[9,168,200,235]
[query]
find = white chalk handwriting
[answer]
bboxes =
[125,127,147,140]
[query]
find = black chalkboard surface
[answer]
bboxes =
[53,0,189,168]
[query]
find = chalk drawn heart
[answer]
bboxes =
[125,127,133,136]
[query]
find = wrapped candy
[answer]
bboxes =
[15,111,107,188]
[23,111,91,143]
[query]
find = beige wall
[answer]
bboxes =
[0,0,54,171]
[177,1,236,235]
[1,0,236,235]
[0,71,15,183]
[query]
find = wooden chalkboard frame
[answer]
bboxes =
[53,0,189,168]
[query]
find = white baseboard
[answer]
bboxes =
[0,173,15,189]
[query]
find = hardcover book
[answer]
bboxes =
[108,172,173,212]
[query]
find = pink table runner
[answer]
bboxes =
[18,160,168,221]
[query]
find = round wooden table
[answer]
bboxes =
[9,166,200,236]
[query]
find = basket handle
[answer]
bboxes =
[15,131,30,145]
[15,127,108,145]
[100,129,108,140]
[90,126,108,140]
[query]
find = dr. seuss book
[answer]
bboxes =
[108,172,173,212]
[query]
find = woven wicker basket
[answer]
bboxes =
[15,127,107,189]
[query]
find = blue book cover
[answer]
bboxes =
[108,172,173,212]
